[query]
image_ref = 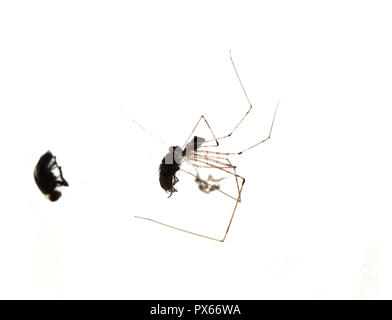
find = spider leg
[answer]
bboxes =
[191,157,245,202]
[199,101,279,155]
[192,153,234,167]
[192,154,239,190]
[198,51,279,154]
[190,157,247,242]
[222,180,244,242]
[183,51,251,149]
[193,153,241,201]
[224,158,241,201]
[182,115,219,149]
[134,216,224,242]
[182,63,258,152]
[122,108,169,148]
[181,168,238,201]
[135,165,245,242]
[201,51,253,145]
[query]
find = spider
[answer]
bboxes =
[132,51,279,242]
[34,151,69,201]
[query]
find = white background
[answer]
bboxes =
[0,0,391,299]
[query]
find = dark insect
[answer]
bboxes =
[159,146,183,197]
[159,136,205,197]
[34,151,69,201]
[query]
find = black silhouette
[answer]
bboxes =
[159,136,205,197]
[34,151,69,201]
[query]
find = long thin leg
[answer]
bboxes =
[121,108,169,148]
[197,101,279,155]
[182,115,219,149]
[225,158,241,201]
[191,155,247,242]
[192,153,241,200]
[135,167,245,242]
[181,168,238,201]
[192,154,233,168]
[201,51,279,154]
[201,50,253,145]
[134,216,224,242]
[190,159,245,203]
[183,51,253,148]
[191,158,245,188]
[191,162,246,242]
[222,178,245,242]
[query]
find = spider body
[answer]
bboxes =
[34,151,69,201]
[183,136,206,155]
